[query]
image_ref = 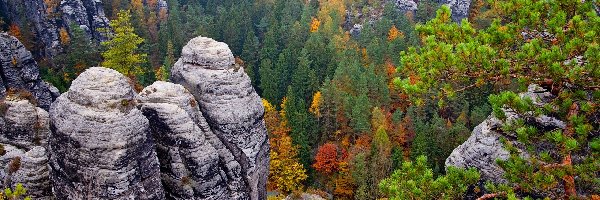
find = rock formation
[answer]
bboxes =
[49,67,164,199]
[446,0,471,22]
[137,81,248,199]
[0,33,270,199]
[7,146,52,199]
[0,99,50,150]
[59,0,111,42]
[0,144,52,199]
[0,0,110,57]
[0,34,53,199]
[0,33,57,110]
[171,36,269,200]
[395,0,418,11]
[445,85,561,182]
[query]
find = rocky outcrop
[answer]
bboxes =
[0,0,110,57]
[0,99,50,150]
[49,67,164,199]
[445,85,560,182]
[0,144,52,199]
[7,146,52,199]
[0,34,269,199]
[395,0,418,11]
[0,0,62,57]
[171,36,269,200]
[59,0,110,42]
[446,0,471,22]
[137,81,248,199]
[0,33,56,110]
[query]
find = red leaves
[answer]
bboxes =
[313,143,341,174]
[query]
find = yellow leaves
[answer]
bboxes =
[497,25,508,32]
[310,18,321,33]
[101,10,147,78]
[309,91,322,117]
[317,0,346,23]
[262,99,276,113]
[265,99,307,194]
[268,150,308,193]
[59,27,70,45]
[387,25,404,41]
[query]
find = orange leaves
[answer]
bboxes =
[59,27,70,45]
[313,143,341,174]
[44,0,60,15]
[387,25,404,41]
[8,24,21,40]
[310,18,321,33]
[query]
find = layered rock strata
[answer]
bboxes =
[137,81,248,199]
[49,67,164,199]
[0,33,56,110]
[171,36,269,200]
[0,99,50,150]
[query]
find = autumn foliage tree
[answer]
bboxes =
[313,143,340,175]
[263,99,307,194]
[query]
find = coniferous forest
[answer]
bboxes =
[0,0,598,199]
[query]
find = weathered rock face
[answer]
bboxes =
[0,144,52,199]
[59,0,110,42]
[49,67,164,199]
[0,33,56,110]
[8,146,52,199]
[0,0,62,57]
[0,99,50,150]
[136,81,248,199]
[395,0,418,11]
[171,36,269,200]
[445,85,561,183]
[0,0,110,57]
[446,0,471,22]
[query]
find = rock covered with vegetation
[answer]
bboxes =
[445,85,556,182]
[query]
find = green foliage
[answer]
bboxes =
[379,155,480,200]
[2,183,31,200]
[101,10,147,78]
[410,114,470,175]
[50,24,101,91]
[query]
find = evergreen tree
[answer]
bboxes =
[241,30,260,88]
[101,10,147,79]
[54,24,101,89]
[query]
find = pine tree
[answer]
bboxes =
[394,2,599,198]
[101,10,147,78]
[241,30,260,88]
[380,156,480,199]
[54,24,101,89]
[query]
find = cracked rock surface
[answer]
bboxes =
[171,36,269,200]
[49,67,164,199]
[137,81,248,199]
